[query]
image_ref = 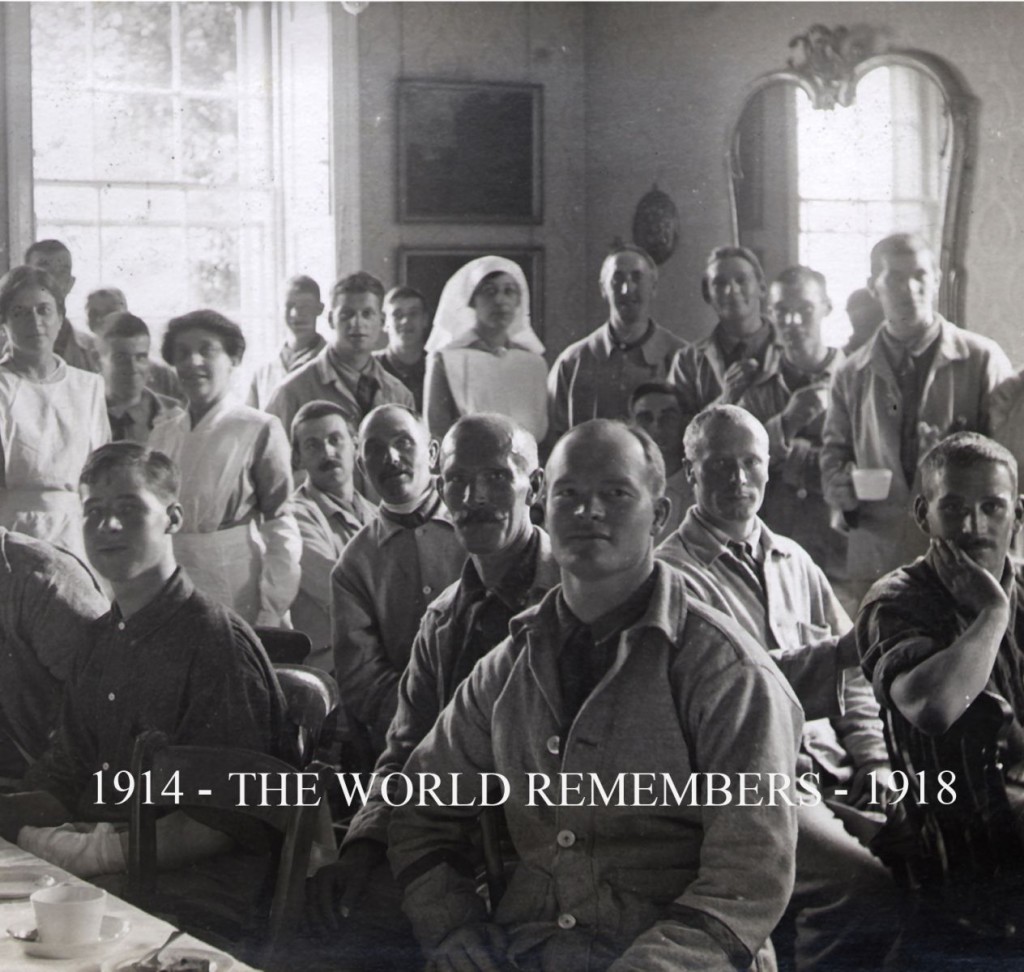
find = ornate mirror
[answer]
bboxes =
[727,26,977,346]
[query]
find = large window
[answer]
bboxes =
[30,1,335,369]
[795,66,948,346]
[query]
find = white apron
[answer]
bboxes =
[150,401,266,623]
[0,364,109,560]
[441,347,549,442]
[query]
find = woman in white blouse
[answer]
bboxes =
[423,256,548,443]
[0,266,110,558]
[150,309,300,625]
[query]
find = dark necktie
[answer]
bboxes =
[726,539,766,606]
[108,412,133,442]
[895,350,919,487]
[355,373,380,417]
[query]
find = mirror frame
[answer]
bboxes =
[727,26,978,324]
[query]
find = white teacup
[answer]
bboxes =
[851,467,893,502]
[30,883,106,945]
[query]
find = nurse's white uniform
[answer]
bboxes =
[149,398,301,625]
[0,360,110,559]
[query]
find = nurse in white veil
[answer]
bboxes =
[423,256,548,443]
[150,309,300,626]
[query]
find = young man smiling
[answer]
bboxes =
[267,272,414,440]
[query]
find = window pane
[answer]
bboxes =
[93,3,172,88]
[181,3,239,91]
[94,92,176,182]
[31,2,88,86]
[182,98,239,185]
[33,91,96,181]
[188,226,240,308]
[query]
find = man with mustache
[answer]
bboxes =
[290,400,376,671]
[822,233,1012,611]
[657,405,900,972]
[331,404,464,759]
[311,413,555,965]
[859,433,1024,959]
[669,245,782,426]
[547,244,683,443]
[389,419,802,972]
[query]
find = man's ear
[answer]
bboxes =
[700,277,712,305]
[652,495,672,537]
[527,468,544,506]
[428,438,441,475]
[682,457,696,488]
[356,454,367,480]
[1013,494,1024,538]
[166,502,185,535]
[327,307,337,332]
[912,494,931,535]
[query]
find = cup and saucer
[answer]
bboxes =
[7,883,130,959]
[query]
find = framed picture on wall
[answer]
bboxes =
[397,246,545,339]
[397,80,543,223]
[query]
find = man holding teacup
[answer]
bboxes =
[821,233,1012,612]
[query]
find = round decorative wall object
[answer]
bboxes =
[632,185,680,266]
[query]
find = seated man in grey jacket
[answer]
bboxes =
[657,404,901,971]
[389,420,802,972]
[310,414,555,968]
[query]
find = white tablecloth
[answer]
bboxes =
[0,837,259,971]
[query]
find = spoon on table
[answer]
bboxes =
[131,928,187,971]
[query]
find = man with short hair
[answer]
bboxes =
[547,244,683,442]
[331,405,464,757]
[658,404,899,971]
[0,531,108,781]
[311,414,556,962]
[389,418,802,972]
[669,245,783,425]
[843,288,884,355]
[25,239,100,373]
[267,272,415,440]
[248,274,329,409]
[627,381,692,542]
[373,286,430,411]
[755,266,846,573]
[859,432,1024,957]
[0,443,289,932]
[290,400,376,670]
[822,233,1013,609]
[89,290,185,404]
[85,287,127,334]
[98,312,184,443]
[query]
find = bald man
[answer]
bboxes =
[658,404,899,972]
[330,405,464,759]
[389,419,801,972]
[312,414,557,962]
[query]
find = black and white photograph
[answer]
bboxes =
[0,2,1022,971]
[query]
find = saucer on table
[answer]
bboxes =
[0,866,60,899]
[101,946,235,971]
[7,913,131,959]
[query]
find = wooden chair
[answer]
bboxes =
[254,626,312,665]
[274,663,340,768]
[127,729,325,968]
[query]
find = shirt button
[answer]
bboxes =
[556,830,576,848]
[797,488,808,500]
[422,586,432,595]
[557,913,576,930]
[117,622,126,631]
[101,762,110,771]
[108,692,116,702]
[546,735,560,755]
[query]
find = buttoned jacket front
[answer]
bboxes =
[658,512,888,779]
[546,321,684,439]
[821,317,1012,581]
[389,563,801,971]
[330,501,465,750]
